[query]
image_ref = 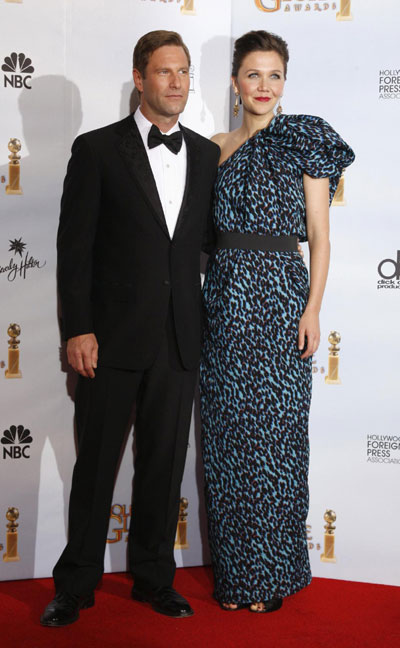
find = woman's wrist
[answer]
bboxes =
[303,303,321,316]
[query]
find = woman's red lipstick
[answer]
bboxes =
[255,96,271,102]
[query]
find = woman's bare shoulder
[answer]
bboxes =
[210,132,230,147]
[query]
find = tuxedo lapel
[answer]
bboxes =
[173,125,202,238]
[115,116,170,238]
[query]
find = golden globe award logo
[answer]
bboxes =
[255,0,339,14]
[107,504,131,543]
[106,500,189,549]
[332,173,346,206]
[5,323,22,379]
[180,0,196,15]
[174,498,189,550]
[3,507,20,562]
[5,138,23,195]
[306,524,321,551]
[325,331,341,385]
[320,510,337,563]
[254,0,281,11]
[336,0,352,20]
[5,0,23,4]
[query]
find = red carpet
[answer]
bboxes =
[0,567,399,648]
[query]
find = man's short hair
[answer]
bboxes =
[133,30,191,77]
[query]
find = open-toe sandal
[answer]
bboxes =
[249,597,283,613]
[219,602,247,611]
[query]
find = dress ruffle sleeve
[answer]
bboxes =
[268,114,355,204]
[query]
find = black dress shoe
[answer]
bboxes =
[40,592,95,626]
[132,585,194,618]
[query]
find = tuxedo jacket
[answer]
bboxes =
[57,114,219,370]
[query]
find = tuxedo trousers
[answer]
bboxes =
[53,305,197,596]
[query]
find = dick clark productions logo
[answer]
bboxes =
[377,251,400,290]
[2,52,34,89]
[2,425,33,459]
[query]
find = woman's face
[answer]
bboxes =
[233,49,285,118]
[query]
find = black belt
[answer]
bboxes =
[216,232,298,252]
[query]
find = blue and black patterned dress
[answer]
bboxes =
[200,115,355,604]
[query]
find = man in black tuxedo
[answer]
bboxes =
[41,30,219,626]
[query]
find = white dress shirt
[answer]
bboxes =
[134,108,187,239]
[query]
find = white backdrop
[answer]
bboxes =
[0,0,399,588]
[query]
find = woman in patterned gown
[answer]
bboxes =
[200,31,355,613]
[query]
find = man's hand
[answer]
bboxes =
[67,333,98,378]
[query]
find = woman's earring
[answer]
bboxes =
[233,93,240,118]
[276,98,283,115]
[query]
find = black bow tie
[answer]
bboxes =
[147,124,183,154]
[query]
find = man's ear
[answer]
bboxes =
[133,68,143,93]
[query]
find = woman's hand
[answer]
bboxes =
[298,307,320,359]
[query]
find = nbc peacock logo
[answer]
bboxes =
[2,52,35,89]
[1,425,33,459]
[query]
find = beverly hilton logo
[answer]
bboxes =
[0,238,46,282]
[254,0,353,16]
[377,251,400,290]
[1,425,32,459]
[2,52,34,89]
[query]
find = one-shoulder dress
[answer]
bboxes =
[200,114,355,604]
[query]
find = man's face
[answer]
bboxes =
[133,45,190,123]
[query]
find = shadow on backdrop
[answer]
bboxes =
[0,75,82,579]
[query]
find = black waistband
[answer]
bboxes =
[216,232,298,252]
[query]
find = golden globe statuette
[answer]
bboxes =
[174,498,189,550]
[320,510,337,563]
[5,323,22,379]
[3,507,20,562]
[336,0,352,20]
[332,174,346,206]
[5,139,23,195]
[180,0,196,16]
[325,331,341,385]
